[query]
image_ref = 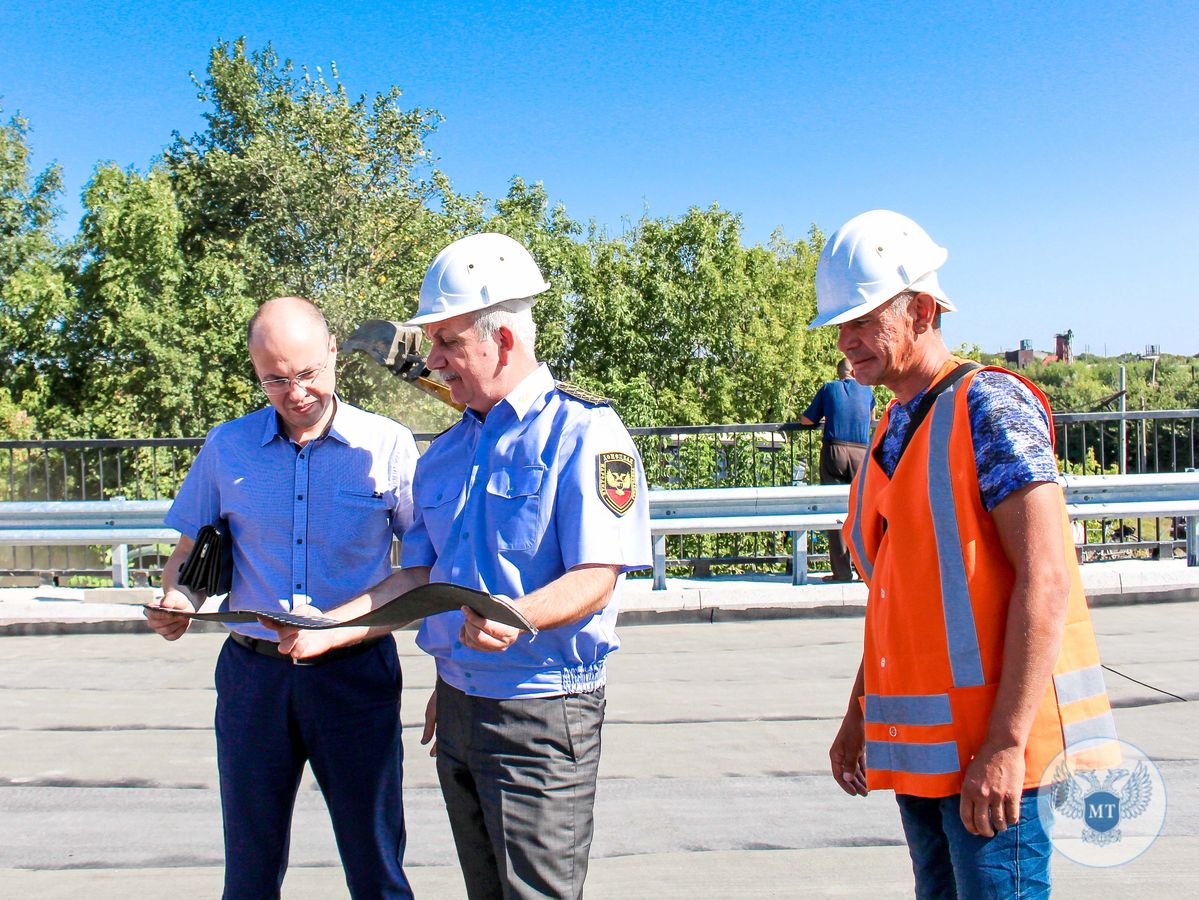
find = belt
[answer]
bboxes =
[229,631,380,667]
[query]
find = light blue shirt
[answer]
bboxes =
[166,400,418,640]
[403,364,652,699]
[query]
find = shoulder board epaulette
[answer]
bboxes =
[555,381,612,407]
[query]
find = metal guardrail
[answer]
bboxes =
[0,499,176,587]
[646,473,1199,589]
[2,474,1195,590]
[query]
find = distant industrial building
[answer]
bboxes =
[1005,330,1073,368]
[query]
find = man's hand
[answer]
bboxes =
[460,606,520,652]
[960,741,1025,837]
[262,605,360,660]
[420,689,437,757]
[144,589,197,641]
[829,706,869,797]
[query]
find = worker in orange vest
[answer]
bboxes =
[814,210,1117,897]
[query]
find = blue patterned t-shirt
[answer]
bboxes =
[878,370,1059,511]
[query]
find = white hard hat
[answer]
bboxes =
[809,210,956,329]
[406,232,551,326]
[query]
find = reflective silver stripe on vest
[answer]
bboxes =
[849,452,874,580]
[1054,664,1107,705]
[1063,710,1119,749]
[866,739,960,775]
[927,383,985,689]
[864,693,953,726]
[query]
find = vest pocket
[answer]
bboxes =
[948,682,999,767]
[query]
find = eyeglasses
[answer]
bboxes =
[258,351,332,397]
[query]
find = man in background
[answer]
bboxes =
[800,357,874,582]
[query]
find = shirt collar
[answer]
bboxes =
[499,364,555,422]
[259,395,348,447]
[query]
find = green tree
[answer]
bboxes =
[65,40,476,437]
[164,40,472,339]
[563,207,831,425]
[0,107,75,435]
[68,165,256,436]
[486,177,589,374]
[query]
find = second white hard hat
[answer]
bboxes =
[810,210,956,329]
[407,232,551,326]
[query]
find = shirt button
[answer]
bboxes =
[454,640,462,649]
[296,538,303,545]
[880,588,886,599]
[296,583,302,590]
[462,531,470,539]
[889,726,898,737]
[297,494,304,501]
[465,672,473,679]
[880,657,886,668]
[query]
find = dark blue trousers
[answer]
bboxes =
[214,636,412,899]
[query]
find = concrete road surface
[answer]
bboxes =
[1,602,1197,898]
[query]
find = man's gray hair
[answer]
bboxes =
[473,298,537,348]
[888,291,941,331]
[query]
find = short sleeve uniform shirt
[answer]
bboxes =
[402,364,652,699]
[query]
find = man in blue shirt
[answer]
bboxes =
[145,296,418,899]
[801,357,875,581]
[276,235,652,899]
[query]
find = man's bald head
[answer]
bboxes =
[247,296,329,349]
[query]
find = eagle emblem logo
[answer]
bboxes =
[597,452,636,516]
[1048,760,1154,847]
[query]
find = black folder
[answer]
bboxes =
[145,582,537,634]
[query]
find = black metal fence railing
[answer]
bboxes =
[3,409,1196,583]
[0,439,204,579]
[1054,410,1199,475]
[0,438,204,503]
[627,424,820,577]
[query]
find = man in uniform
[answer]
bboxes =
[277,234,652,899]
[816,211,1117,897]
[145,296,418,899]
[800,357,875,581]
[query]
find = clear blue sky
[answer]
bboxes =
[3,0,1196,355]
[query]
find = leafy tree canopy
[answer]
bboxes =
[8,41,1187,442]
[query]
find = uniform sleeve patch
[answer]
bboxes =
[597,451,636,516]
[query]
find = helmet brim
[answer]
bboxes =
[807,292,957,330]
[404,282,550,328]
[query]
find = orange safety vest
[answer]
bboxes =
[844,358,1118,798]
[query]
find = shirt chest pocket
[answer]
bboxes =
[335,487,392,533]
[485,465,546,551]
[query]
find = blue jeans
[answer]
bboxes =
[896,790,1051,899]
